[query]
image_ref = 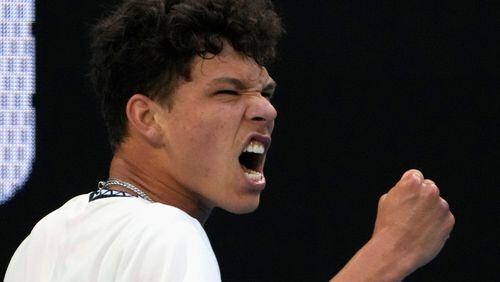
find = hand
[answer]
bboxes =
[330,169,455,282]
[372,169,455,275]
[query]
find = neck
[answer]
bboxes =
[109,143,213,225]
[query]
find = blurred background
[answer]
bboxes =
[1,0,498,281]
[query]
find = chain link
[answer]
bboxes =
[98,178,154,202]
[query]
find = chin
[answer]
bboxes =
[222,196,261,214]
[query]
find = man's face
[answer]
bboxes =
[155,44,277,214]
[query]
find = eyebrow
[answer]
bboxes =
[209,77,277,92]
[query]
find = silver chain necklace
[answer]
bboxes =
[98,178,154,202]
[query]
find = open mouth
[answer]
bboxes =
[239,140,266,183]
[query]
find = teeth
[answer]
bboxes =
[243,169,265,183]
[243,141,265,154]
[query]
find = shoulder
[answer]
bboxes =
[114,203,221,281]
[27,194,89,234]
[127,203,206,238]
[122,203,214,258]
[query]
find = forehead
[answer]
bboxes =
[188,45,273,88]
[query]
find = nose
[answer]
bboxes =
[245,94,277,128]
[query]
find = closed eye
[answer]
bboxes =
[215,89,274,100]
[215,90,239,95]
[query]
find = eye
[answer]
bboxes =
[215,90,239,95]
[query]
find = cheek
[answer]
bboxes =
[185,112,227,144]
[184,104,241,144]
[177,113,233,169]
[167,101,244,169]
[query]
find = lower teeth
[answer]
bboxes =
[244,169,263,182]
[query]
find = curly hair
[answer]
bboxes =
[90,0,284,150]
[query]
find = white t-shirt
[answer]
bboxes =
[5,190,221,282]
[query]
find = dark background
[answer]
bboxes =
[1,0,499,281]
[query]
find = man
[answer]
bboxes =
[5,0,454,281]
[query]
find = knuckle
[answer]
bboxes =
[402,173,422,188]
[445,213,456,231]
[423,183,440,199]
[407,169,423,178]
[423,179,436,186]
[401,169,422,181]
[411,169,424,180]
[449,213,456,226]
[424,180,440,195]
[440,198,449,210]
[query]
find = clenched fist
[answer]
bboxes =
[331,169,455,282]
[373,169,455,274]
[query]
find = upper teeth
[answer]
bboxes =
[243,141,265,154]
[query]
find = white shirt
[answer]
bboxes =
[5,192,221,282]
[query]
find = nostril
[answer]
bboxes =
[252,116,266,121]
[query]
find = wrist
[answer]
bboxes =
[331,232,414,282]
[363,234,414,281]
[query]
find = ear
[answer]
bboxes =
[126,94,164,147]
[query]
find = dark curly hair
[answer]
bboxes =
[90,0,284,150]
